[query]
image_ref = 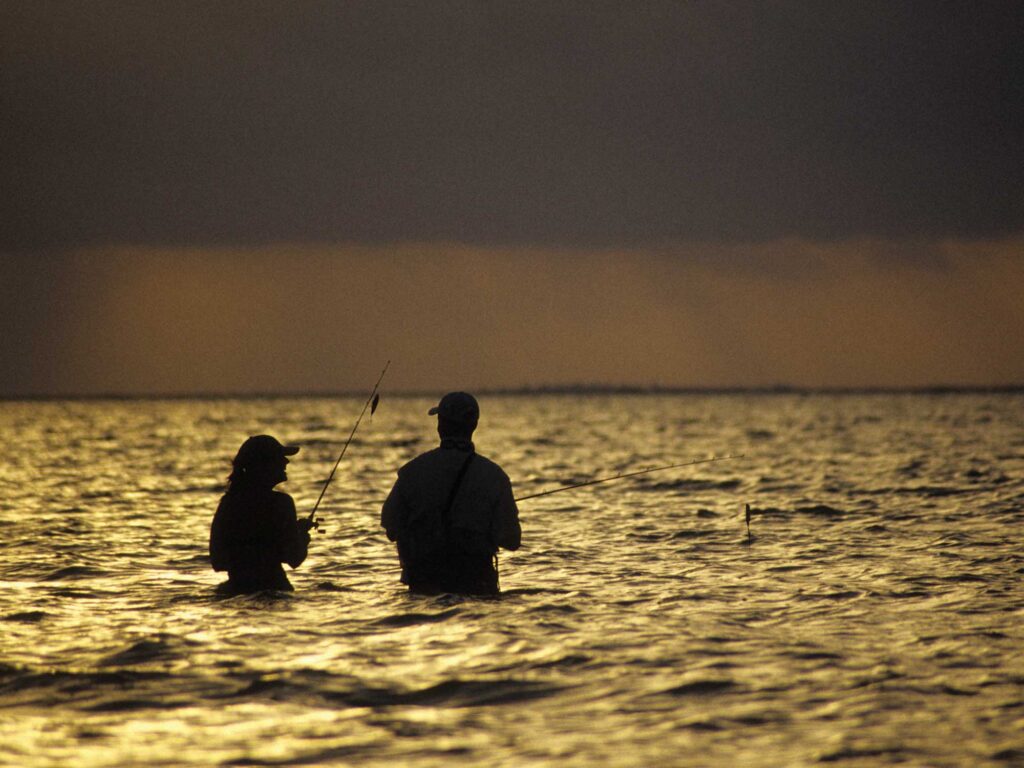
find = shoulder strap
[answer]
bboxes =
[441,452,475,530]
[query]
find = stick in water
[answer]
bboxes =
[514,454,743,502]
[308,360,390,530]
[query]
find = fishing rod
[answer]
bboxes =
[307,360,390,530]
[514,454,743,503]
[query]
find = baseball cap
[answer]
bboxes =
[428,391,479,422]
[234,434,299,467]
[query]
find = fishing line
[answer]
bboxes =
[514,454,743,502]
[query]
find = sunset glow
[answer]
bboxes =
[5,238,1022,395]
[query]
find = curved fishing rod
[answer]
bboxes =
[514,454,743,503]
[308,360,390,530]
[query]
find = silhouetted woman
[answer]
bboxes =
[210,435,313,594]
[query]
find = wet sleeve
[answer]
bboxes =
[279,494,310,569]
[491,473,521,551]
[380,474,408,541]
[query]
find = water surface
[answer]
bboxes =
[1,394,1022,766]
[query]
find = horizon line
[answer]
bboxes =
[3,383,1024,402]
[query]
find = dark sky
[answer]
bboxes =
[3,1,1022,250]
[2,2,1023,395]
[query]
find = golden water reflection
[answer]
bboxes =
[0,394,1021,765]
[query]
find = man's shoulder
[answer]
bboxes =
[399,447,445,474]
[469,452,510,482]
[397,449,509,482]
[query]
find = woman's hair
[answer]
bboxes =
[226,455,279,493]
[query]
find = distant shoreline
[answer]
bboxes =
[3,384,1023,402]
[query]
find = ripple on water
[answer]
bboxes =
[818,746,910,763]
[98,636,188,667]
[524,653,593,671]
[371,608,461,627]
[637,477,743,492]
[0,666,179,711]
[659,679,738,696]
[345,678,569,708]
[42,565,110,581]
[2,611,48,623]
[747,503,848,518]
[221,671,568,709]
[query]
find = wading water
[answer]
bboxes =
[0,393,1021,766]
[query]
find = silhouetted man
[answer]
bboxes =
[210,435,313,594]
[381,392,521,595]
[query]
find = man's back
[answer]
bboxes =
[384,446,519,547]
[382,442,520,594]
